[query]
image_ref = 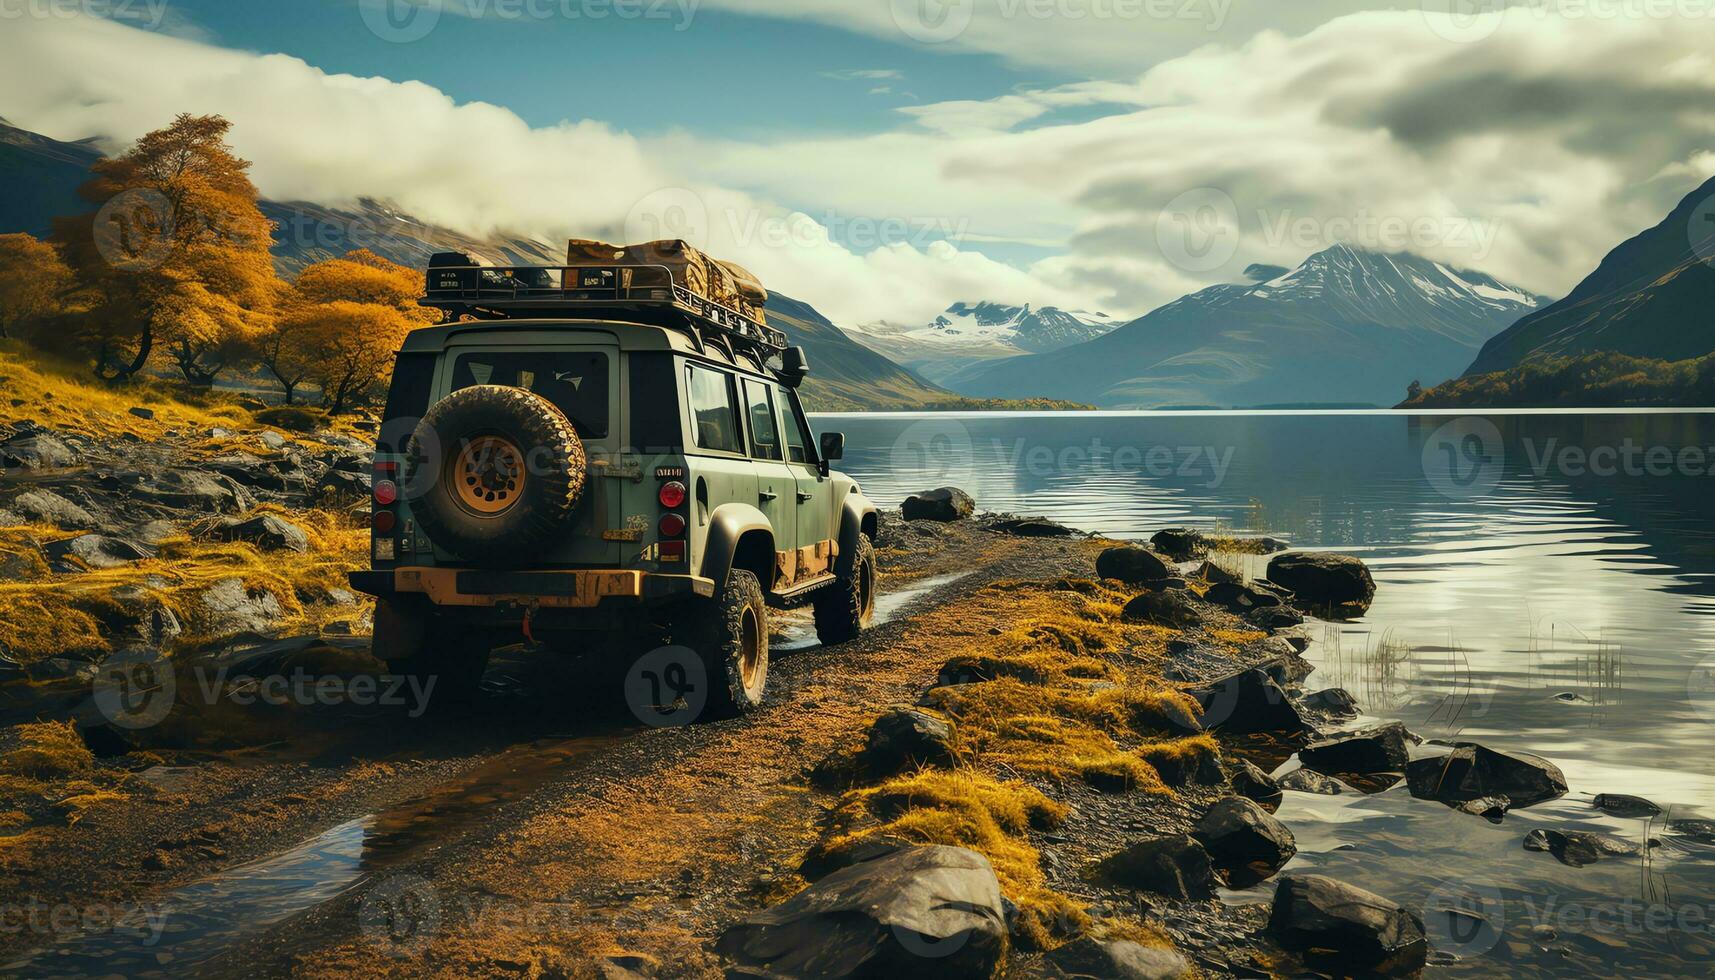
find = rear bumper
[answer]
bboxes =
[349,567,715,608]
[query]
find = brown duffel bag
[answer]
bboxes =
[565,238,767,324]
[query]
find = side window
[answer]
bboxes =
[777,386,814,465]
[686,364,742,454]
[743,379,782,461]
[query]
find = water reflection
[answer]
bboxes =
[824,410,1715,976]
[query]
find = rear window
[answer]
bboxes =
[452,351,610,438]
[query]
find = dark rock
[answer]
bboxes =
[1094,835,1219,900]
[1523,829,1639,867]
[865,708,958,775]
[1455,796,1511,822]
[1230,758,1283,812]
[1151,528,1206,561]
[1142,740,1223,787]
[0,430,77,469]
[128,406,156,420]
[1196,560,1241,584]
[1025,937,1190,979]
[1268,874,1428,977]
[718,845,1007,979]
[1278,769,1348,795]
[45,533,156,569]
[317,466,372,498]
[11,489,99,529]
[1096,546,1172,584]
[202,514,311,553]
[1192,796,1296,887]
[1300,688,1359,718]
[136,469,254,513]
[1405,744,1567,809]
[901,487,975,523]
[1120,589,1202,629]
[1248,606,1306,630]
[991,517,1074,537]
[1298,723,1416,776]
[1187,667,1306,736]
[936,656,1000,687]
[1203,581,1282,613]
[1266,552,1376,609]
[1591,793,1662,818]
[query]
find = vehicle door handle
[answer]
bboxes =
[796,491,813,502]
[759,490,778,501]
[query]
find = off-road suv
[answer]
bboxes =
[349,252,878,716]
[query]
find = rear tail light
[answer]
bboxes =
[658,481,687,509]
[373,511,397,534]
[658,540,685,563]
[374,480,399,506]
[658,513,687,537]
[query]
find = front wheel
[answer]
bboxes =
[813,534,876,646]
[689,569,769,718]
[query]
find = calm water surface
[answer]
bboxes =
[819,410,1715,978]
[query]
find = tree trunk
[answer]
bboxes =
[95,325,153,382]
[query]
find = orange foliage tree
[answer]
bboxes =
[276,249,435,412]
[53,114,277,383]
[0,234,73,342]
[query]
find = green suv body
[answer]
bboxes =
[350,261,878,716]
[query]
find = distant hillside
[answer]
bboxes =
[956,245,1542,408]
[1404,350,1715,408]
[851,301,1117,384]
[1467,175,1715,375]
[764,294,950,411]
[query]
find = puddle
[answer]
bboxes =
[7,735,623,978]
[773,571,975,652]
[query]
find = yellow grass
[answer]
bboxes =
[0,344,254,440]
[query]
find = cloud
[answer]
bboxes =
[821,68,906,81]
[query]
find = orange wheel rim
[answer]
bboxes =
[449,435,526,515]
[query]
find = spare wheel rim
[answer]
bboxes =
[449,435,527,516]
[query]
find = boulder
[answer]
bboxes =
[1230,758,1283,812]
[317,466,372,498]
[1300,688,1359,718]
[10,489,99,529]
[1025,938,1191,979]
[128,406,156,420]
[110,584,183,647]
[45,533,155,570]
[1203,581,1282,613]
[198,577,285,636]
[1151,528,1206,561]
[865,708,959,775]
[1196,560,1240,585]
[1278,768,1347,796]
[259,431,288,450]
[1141,740,1223,788]
[991,517,1074,537]
[901,487,975,523]
[1455,796,1511,822]
[0,430,77,470]
[1591,793,1662,818]
[136,469,254,513]
[717,845,1007,979]
[1095,547,1172,585]
[1120,590,1202,629]
[1248,606,1306,630]
[1266,553,1376,608]
[1192,797,1296,887]
[1523,829,1640,867]
[1094,835,1219,901]
[202,514,311,553]
[1298,723,1416,776]
[1268,875,1427,977]
[1405,743,1567,809]
[1187,667,1306,736]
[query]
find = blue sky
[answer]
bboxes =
[163,0,1068,140]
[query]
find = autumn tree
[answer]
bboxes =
[53,114,277,382]
[0,234,73,342]
[278,249,435,412]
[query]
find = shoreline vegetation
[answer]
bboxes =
[1400,350,1715,409]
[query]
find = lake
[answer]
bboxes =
[817,409,1715,977]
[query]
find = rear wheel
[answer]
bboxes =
[813,534,876,646]
[689,569,769,718]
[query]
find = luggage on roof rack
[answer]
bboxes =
[420,249,788,358]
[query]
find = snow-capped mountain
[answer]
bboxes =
[952,245,1546,408]
[851,302,1119,383]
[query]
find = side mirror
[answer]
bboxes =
[819,431,844,477]
[780,346,810,389]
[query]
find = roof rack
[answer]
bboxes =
[419,256,789,359]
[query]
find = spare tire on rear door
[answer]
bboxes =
[404,384,586,565]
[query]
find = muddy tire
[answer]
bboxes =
[383,618,495,713]
[813,533,876,646]
[690,569,769,719]
[404,385,585,566]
